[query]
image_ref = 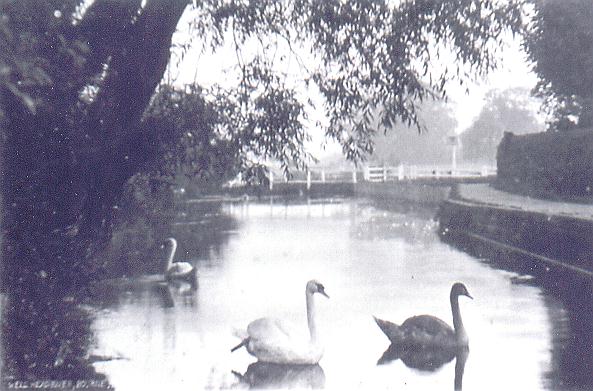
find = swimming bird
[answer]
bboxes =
[374,282,472,349]
[231,280,329,364]
[162,238,196,284]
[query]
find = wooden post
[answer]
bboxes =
[269,171,274,190]
[398,164,404,180]
[307,170,311,190]
[352,170,357,183]
[382,165,387,182]
[321,170,326,183]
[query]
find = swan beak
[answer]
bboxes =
[319,289,329,299]
[465,292,473,300]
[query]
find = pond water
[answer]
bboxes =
[84,198,588,390]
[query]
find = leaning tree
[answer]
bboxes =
[0,0,523,379]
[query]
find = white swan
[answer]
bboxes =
[162,238,196,282]
[374,282,472,349]
[231,280,329,364]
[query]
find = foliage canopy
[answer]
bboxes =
[525,0,593,129]
[0,0,524,286]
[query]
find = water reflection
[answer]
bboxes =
[233,362,325,389]
[441,230,593,391]
[106,200,237,278]
[16,198,587,390]
[377,344,456,370]
[454,348,468,391]
[377,345,468,390]
[545,292,593,390]
[90,276,198,310]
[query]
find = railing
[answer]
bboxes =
[224,164,497,190]
[268,169,358,190]
[363,164,496,182]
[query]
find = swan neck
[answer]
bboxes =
[450,294,466,343]
[306,291,318,342]
[167,241,177,268]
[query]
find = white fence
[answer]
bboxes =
[363,164,496,182]
[261,164,496,190]
[268,169,357,190]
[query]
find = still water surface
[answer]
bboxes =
[89,198,576,390]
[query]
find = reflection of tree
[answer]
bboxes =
[172,201,239,264]
[543,283,593,390]
[2,291,108,384]
[103,200,238,277]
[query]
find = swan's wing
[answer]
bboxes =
[400,315,454,344]
[247,318,295,342]
[246,318,320,363]
[167,262,194,276]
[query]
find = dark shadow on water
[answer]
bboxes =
[106,200,238,278]
[377,344,468,390]
[88,275,198,310]
[377,343,455,370]
[441,232,593,390]
[233,362,325,389]
[544,294,593,390]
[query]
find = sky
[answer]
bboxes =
[167,5,540,160]
[444,38,539,133]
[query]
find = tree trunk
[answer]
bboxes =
[1,0,188,379]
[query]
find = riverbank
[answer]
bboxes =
[439,183,593,281]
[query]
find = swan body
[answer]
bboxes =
[375,282,472,349]
[232,280,329,364]
[162,238,196,282]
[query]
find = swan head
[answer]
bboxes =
[161,237,177,249]
[306,280,329,299]
[451,282,473,300]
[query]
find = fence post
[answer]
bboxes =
[352,170,357,183]
[269,171,274,190]
[382,165,387,182]
[307,170,311,190]
[398,164,404,180]
[321,170,326,183]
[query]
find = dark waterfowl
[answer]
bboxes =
[374,282,472,349]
